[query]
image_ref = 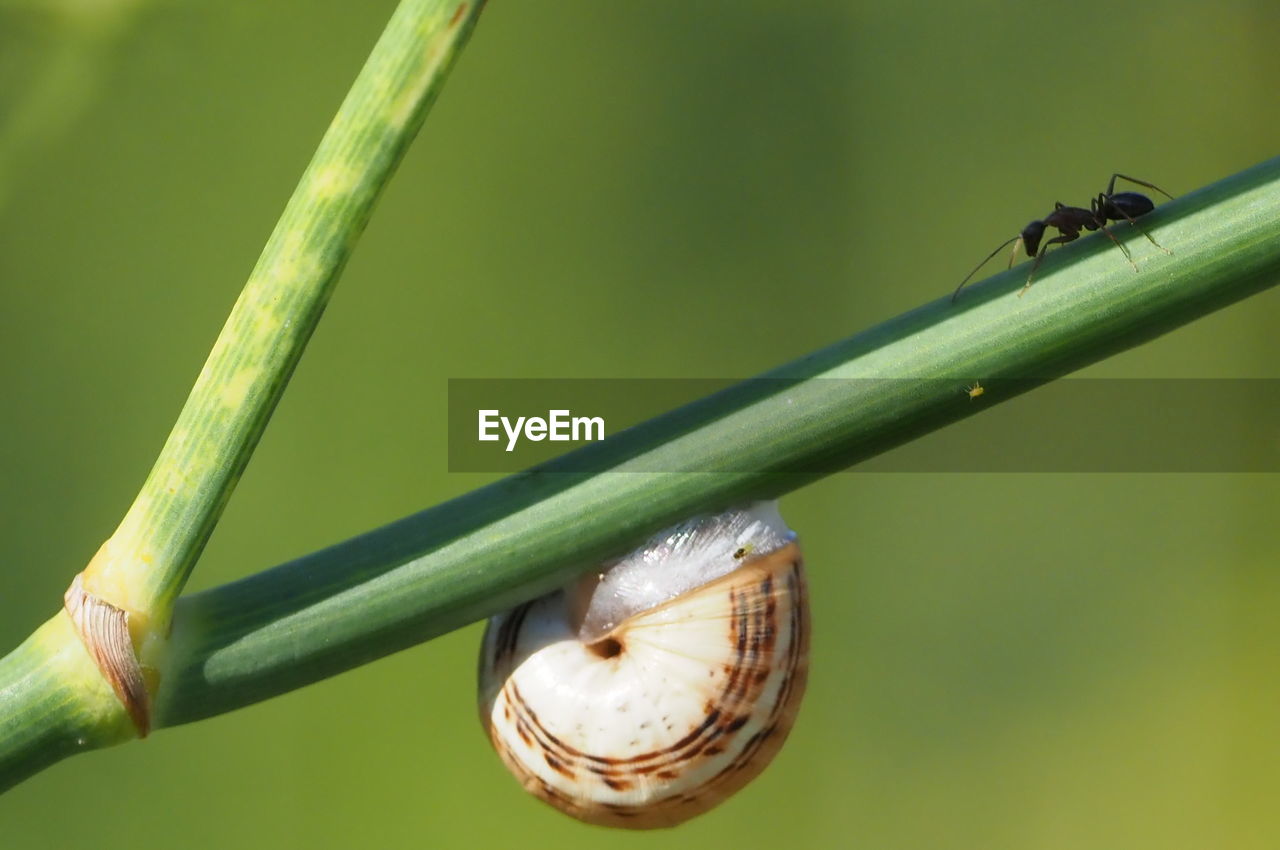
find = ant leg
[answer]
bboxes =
[1102,195,1173,255]
[1018,234,1076,297]
[1005,236,1024,269]
[1091,196,1137,263]
[1106,173,1175,201]
[1095,221,1142,271]
[952,235,1023,302]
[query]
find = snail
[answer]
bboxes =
[478,501,809,829]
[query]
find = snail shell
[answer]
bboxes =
[478,502,809,829]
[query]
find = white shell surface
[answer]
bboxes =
[575,500,793,642]
[479,503,808,829]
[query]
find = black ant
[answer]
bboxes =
[952,173,1173,302]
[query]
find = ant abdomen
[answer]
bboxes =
[1105,192,1155,218]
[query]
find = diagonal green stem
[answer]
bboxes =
[153,157,1280,727]
[3,147,1276,789]
[3,153,1276,790]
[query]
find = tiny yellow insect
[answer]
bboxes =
[964,381,985,400]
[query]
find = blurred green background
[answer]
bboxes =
[1,1,1277,847]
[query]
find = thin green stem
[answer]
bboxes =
[0,0,484,792]
[153,157,1280,727]
[85,0,484,635]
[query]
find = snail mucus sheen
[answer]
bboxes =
[478,502,809,829]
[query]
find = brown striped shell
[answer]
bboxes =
[478,504,809,829]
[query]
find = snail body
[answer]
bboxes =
[478,502,809,829]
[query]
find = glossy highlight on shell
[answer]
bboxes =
[478,503,809,829]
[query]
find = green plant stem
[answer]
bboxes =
[151,157,1280,727]
[3,155,1276,789]
[85,0,484,635]
[0,615,135,789]
[0,0,484,793]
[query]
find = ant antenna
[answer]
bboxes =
[952,235,1023,302]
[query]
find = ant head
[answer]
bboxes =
[1021,220,1047,257]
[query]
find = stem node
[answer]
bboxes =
[63,573,151,738]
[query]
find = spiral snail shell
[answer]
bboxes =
[478,502,809,829]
